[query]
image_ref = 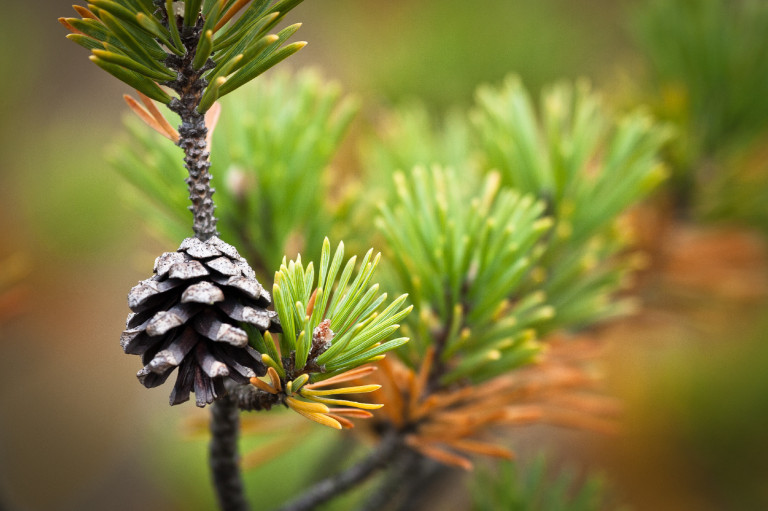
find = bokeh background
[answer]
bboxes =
[2,1,768,510]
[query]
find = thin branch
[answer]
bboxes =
[209,395,249,511]
[358,448,419,511]
[393,457,452,511]
[274,431,403,511]
[425,322,451,394]
[164,14,219,241]
[228,380,283,411]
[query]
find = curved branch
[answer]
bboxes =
[358,448,419,511]
[274,431,403,511]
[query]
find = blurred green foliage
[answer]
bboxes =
[473,455,622,511]
[366,78,670,377]
[150,410,341,510]
[697,146,768,233]
[471,77,670,329]
[18,121,129,258]
[631,0,768,227]
[632,0,768,159]
[377,167,550,380]
[361,104,473,189]
[306,0,627,108]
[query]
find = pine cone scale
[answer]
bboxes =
[207,343,263,382]
[217,299,274,329]
[192,310,249,347]
[210,275,265,302]
[123,333,161,356]
[180,237,223,259]
[181,281,225,304]
[127,278,185,311]
[206,256,241,276]
[147,326,199,373]
[196,343,230,378]
[146,303,201,336]
[169,260,210,279]
[208,237,242,260]
[137,366,174,389]
[154,251,189,277]
[170,358,195,405]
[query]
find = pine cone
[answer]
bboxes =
[120,237,279,407]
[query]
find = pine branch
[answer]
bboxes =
[358,448,420,511]
[227,380,283,411]
[393,457,451,511]
[274,430,403,511]
[164,16,218,241]
[424,326,448,394]
[210,395,249,511]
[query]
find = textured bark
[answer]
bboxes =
[210,396,249,511]
[164,14,218,241]
[226,379,283,411]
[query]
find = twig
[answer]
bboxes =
[274,431,403,511]
[358,448,419,511]
[163,12,218,241]
[227,380,283,411]
[426,322,450,394]
[394,456,451,511]
[426,284,471,393]
[210,396,249,511]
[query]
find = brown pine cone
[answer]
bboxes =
[120,236,279,407]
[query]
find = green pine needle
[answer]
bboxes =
[269,239,411,376]
[89,56,172,103]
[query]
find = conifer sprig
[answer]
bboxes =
[472,77,670,245]
[377,166,552,383]
[60,0,307,111]
[62,0,308,242]
[248,238,411,382]
[366,77,670,338]
[472,77,671,328]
